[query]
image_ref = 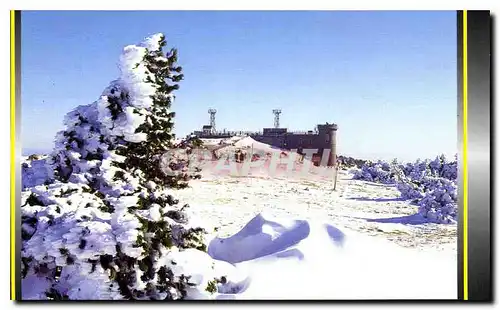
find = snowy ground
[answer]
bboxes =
[21,139,458,300]
[177,169,457,253]
[207,212,456,299]
[170,163,458,299]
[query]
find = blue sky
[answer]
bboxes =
[21,11,457,161]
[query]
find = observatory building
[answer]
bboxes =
[191,109,338,166]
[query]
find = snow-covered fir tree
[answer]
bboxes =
[21,33,221,300]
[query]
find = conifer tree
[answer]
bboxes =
[21,33,219,300]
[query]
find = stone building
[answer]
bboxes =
[192,122,338,167]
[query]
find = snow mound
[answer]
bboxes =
[209,212,340,263]
[210,213,456,300]
[212,136,284,158]
[233,137,271,150]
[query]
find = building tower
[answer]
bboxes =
[328,123,339,167]
[272,109,282,129]
[317,123,339,167]
[208,108,217,133]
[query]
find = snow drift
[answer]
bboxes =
[208,212,456,300]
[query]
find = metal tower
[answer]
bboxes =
[208,108,217,133]
[272,109,282,128]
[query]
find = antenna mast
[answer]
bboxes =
[272,109,282,128]
[208,108,217,133]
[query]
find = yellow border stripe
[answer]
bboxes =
[10,10,16,301]
[462,10,468,301]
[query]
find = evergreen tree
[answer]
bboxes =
[21,33,220,300]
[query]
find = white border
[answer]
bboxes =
[1,2,498,310]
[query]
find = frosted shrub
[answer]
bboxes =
[351,160,398,184]
[418,178,457,224]
[394,155,458,224]
[337,155,366,169]
[21,34,221,300]
[349,155,458,224]
[396,181,424,201]
[428,154,458,180]
[402,159,430,180]
[398,155,457,181]
[397,176,457,224]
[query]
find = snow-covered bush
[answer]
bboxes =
[351,160,398,184]
[428,154,458,180]
[21,33,222,300]
[394,155,458,224]
[417,178,457,224]
[398,155,457,181]
[337,155,366,169]
[349,154,458,224]
[396,175,458,224]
